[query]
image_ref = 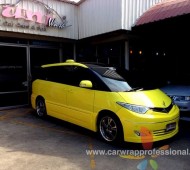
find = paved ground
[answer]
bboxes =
[0,106,190,170]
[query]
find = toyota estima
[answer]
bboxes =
[31,59,179,144]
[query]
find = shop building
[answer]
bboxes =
[1,0,188,109]
[130,0,190,87]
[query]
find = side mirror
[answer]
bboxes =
[79,80,93,88]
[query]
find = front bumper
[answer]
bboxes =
[122,116,179,143]
[117,105,180,143]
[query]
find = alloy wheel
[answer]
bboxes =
[36,99,46,118]
[99,116,118,142]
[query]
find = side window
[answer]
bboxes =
[43,67,59,82]
[40,66,109,91]
[68,67,109,91]
[43,66,80,85]
[68,67,93,86]
[43,66,69,84]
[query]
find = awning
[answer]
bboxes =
[135,0,190,26]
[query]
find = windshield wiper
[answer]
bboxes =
[127,87,143,92]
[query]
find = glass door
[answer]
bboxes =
[30,47,60,80]
[0,45,28,108]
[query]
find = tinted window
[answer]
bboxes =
[35,66,110,91]
[38,66,109,91]
[42,66,71,84]
[67,66,109,91]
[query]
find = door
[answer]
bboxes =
[0,46,28,108]
[66,66,95,129]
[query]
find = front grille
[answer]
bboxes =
[153,128,175,136]
[151,103,173,113]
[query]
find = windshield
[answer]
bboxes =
[90,66,132,92]
[102,77,132,92]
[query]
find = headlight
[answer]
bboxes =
[170,96,190,101]
[185,96,190,101]
[116,102,149,114]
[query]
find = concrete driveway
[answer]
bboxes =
[0,107,190,170]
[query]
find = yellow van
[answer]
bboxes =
[31,59,179,144]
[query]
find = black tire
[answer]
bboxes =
[98,114,123,144]
[36,98,47,118]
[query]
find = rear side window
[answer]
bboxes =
[41,66,71,84]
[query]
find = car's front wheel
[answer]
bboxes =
[98,114,123,144]
[36,98,47,118]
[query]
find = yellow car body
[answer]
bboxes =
[31,60,179,144]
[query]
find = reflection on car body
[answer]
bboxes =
[31,59,179,145]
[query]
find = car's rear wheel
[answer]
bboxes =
[36,98,47,118]
[98,114,123,144]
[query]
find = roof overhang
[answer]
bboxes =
[135,0,190,26]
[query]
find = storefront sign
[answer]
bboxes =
[0,0,71,31]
